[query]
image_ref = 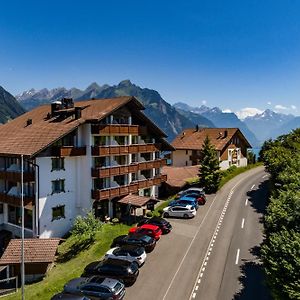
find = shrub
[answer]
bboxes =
[146,211,153,218]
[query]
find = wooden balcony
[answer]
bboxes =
[91,144,159,156]
[91,175,166,200]
[51,146,86,157]
[91,124,139,135]
[0,170,35,182]
[91,159,167,178]
[0,192,34,207]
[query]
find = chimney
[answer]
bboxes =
[26,118,32,126]
[74,107,82,119]
[218,132,223,138]
[224,130,228,138]
[195,124,199,132]
[51,101,61,116]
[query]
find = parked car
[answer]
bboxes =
[137,216,172,234]
[129,224,162,240]
[63,276,125,300]
[177,187,205,198]
[83,258,139,286]
[163,205,196,219]
[170,197,199,210]
[180,193,206,205]
[111,234,156,253]
[105,245,147,266]
[51,293,91,300]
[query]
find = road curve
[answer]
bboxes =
[125,166,271,300]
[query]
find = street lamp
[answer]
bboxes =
[21,155,25,300]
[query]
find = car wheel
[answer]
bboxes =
[183,214,189,219]
[164,212,169,218]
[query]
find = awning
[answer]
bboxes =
[117,194,159,208]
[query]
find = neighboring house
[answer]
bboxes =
[0,96,172,238]
[160,165,199,195]
[171,127,251,170]
[0,238,60,282]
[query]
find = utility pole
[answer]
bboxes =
[21,155,25,300]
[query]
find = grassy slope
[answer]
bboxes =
[4,224,130,300]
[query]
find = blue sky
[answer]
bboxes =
[1,0,300,117]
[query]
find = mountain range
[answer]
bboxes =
[0,80,298,148]
[0,86,25,123]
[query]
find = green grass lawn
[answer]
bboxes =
[4,223,130,300]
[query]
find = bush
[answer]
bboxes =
[57,212,103,262]
[146,211,153,218]
[71,211,103,237]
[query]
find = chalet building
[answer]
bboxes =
[171,127,251,170]
[0,96,172,238]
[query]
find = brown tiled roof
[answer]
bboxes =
[171,128,251,151]
[0,238,60,264]
[118,194,158,207]
[161,165,199,188]
[0,96,146,157]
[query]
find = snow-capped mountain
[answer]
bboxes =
[243,109,295,141]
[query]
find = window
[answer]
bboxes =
[51,158,65,171]
[114,136,128,145]
[155,152,160,159]
[131,153,138,163]
[52,205,65,220]
[155,168,160,176]
[131,136,138,144]
[131,172,138,181]
[0,204,3,214]
[51,179,65,194]
[8,205,32,229]
[186,150,188,155]
[94,136,107,146]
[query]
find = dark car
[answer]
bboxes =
[51,292,90,300]
[83,258,139,286]
[111,234,156,253]
[137,216,172,234]
[63,276,125,300]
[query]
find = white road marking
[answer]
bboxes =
[188,175,253,300]
[195,286,199,291]
[235,249,240,265]
[245,198,248,206]
[251,184,255,190]
[162,190,220,300]
[241,218,245,229]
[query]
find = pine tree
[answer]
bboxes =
[198,136,221,193]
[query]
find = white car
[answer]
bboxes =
[105,245,147,267]
[163,205,196,219]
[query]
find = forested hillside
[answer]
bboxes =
[260,128,300,300]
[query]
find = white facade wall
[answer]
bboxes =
[36,124,93,238]
[172,150,192,167]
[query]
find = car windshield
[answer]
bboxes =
[141,235,152,242]
[112,282,123,293]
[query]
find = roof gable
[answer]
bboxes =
[171,128,251,151]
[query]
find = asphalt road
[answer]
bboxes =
[125,166,271,300]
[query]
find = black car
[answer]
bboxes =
[111,234,156,253]
[137,216,172,234]
[83,258,139,286]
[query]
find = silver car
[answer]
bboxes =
[163,205,196,219]
[63,276,125,300]
[177,187,205,198]
[105,245,147,267]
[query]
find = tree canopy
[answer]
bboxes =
[260,128,300,300]
[198,135,221,193]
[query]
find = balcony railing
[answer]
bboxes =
[91,159,167,178]
[91,174,166,200]
[91,124,148,135]
[0,170,35,182]
[91,143,161,156]
[0,192,34,207]
[51,146,86,157]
